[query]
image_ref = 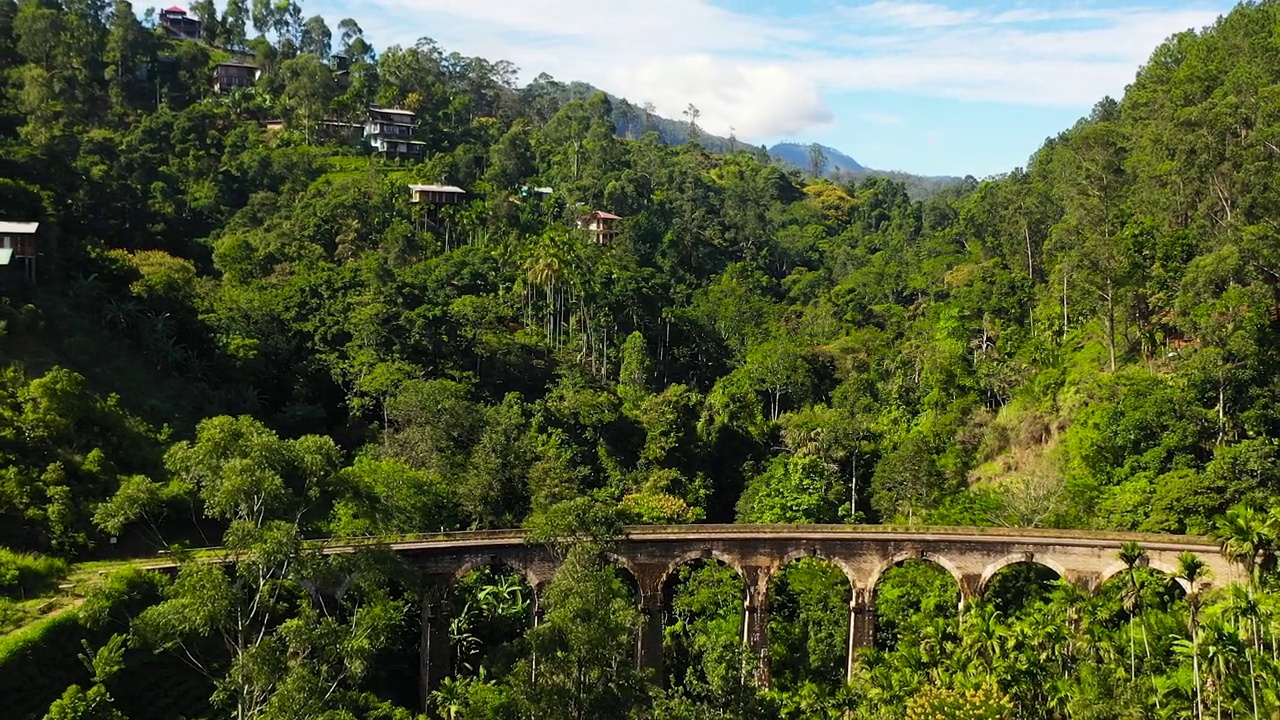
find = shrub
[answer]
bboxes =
[906,684,1015,720]
[0,548,69,598]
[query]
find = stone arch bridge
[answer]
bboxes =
[306,524,1240,710]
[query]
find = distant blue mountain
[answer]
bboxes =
[768,142,965,199]
[769,142,866,174]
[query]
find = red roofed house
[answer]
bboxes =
[159,6,201,41]
[577,211,621,244]
[0,222,39,282]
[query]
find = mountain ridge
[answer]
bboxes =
[554,82,964,199]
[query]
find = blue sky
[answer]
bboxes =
[306,0,1236,177]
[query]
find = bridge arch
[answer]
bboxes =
[660,548,747,590]
[773,548,859,592]
[450,556,547,591]
[602,551,642,584]
[1099,559,1191,593]
[979,553,1067,593]
[865,550,964,595]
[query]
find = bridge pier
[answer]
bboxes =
[959,573,983,614]
[419,578,453,714]
[638,601,665,682]
[846,590,875,682]
[742,568,771,687]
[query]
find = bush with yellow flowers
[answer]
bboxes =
[905,684,1015,720]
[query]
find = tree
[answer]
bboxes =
[222,0,248,48]
[683,103,700,141]
[189,0,219,45]
[870,434,949,522]
[737,454,842,524]
[1214,503,1272,589]
[130,417,401,720]
[905,684,1014,720]
[279,53,337,143]
[42,635,129,720]
[484,119,536,191]
[744,336,811,421]
[1176,552,1210,720]
[808,144,827,179]
[508,549,646,720]
[104,0,149,112]
[619,331,653,399]
[299,14,331,58]
[1116,542,1147,684]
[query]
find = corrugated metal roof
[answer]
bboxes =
[371,107,416,116]
[582,211,621,220]
[163,6,186,13]
[409,184,465,194]
[0,222,38,234]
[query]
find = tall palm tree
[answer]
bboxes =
[1222,584,1261,718]
[1177,551,1210,720]
[1117,541,1146,683]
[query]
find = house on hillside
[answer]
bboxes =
[365,106,425,159]
[409,184,467,243]
[577,211,621,243]
[0,222,39,283]
[159,6,201,41]
[212,61,259,94]
[519,186,554,202]
[409,184,467,206]
[332,55,352,90]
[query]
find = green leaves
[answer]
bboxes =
[736,455,842,525]
[164,415,340,525]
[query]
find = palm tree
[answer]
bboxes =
[1117,541,1145,683]
[960,602,1006,684]
[1200,615,1245,720]
[1177,551,1210,720]
[1213,503,1272,589]
[1222,585,1261,718]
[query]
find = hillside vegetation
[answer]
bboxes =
[0,0,1278,718]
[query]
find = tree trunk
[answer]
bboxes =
[1062,268,1069,343]
[1192,627,1203,720]
[1106,280,1117,373]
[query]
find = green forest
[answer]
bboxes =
[1,0,1280,718]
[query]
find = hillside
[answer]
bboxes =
[1,0,1279,719]
[769,142,867,173]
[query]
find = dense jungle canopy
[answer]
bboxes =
[1,0,1280,718]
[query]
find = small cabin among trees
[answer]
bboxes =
[213,62,260,94]
[332,55,352,89]
[0,222,39,283]
[366,106,425,159]
[577,211,621,243]
[409,184,467,206]
[519,186,554,202]
[158,6,201,41]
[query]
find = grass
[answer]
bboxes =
[0,594,80,636]
[0,549,76,637]
[0,548,69,599]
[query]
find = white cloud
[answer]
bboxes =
[841,2,980,28]
[808,5,1221,107]
[620,56,833,137]
[321,0,1230,141]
